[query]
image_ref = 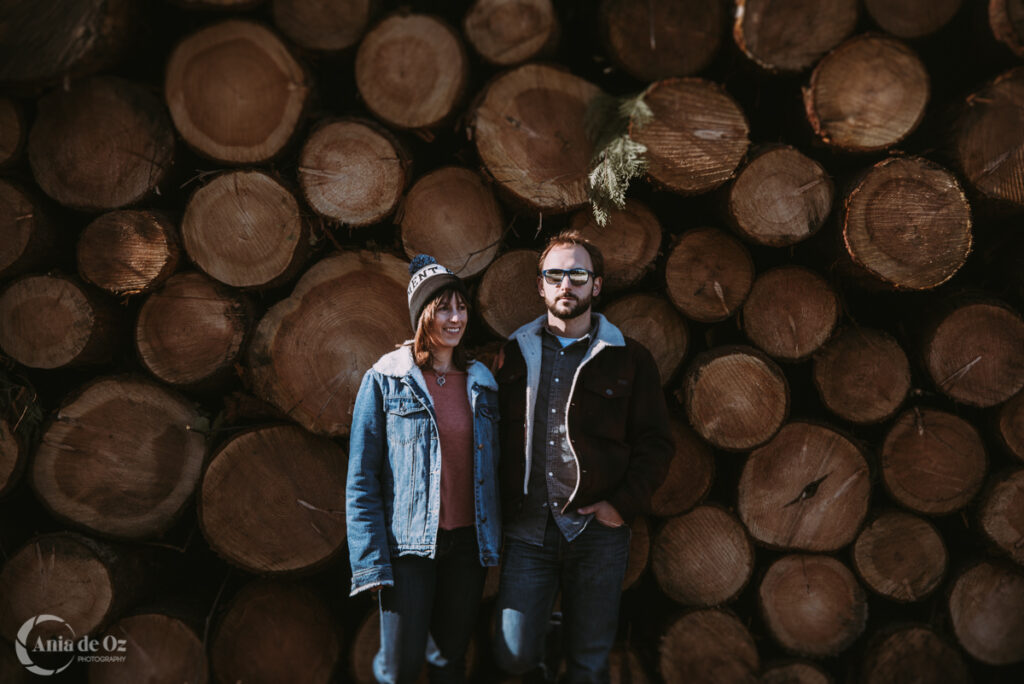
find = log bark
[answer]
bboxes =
[298,118,409,228]
[0,180,57,281]
[199,424,347,574]
[181,170,310,289]
[0,0,136,85]
[978,468,1024,566]
[759,661,831,684]
[211,580,341,684]
[948,561,1024,665]
[866,0,963,38]
[881,407,987,515]
[650,418,714,518]
[759,554,868,658]
[998,390,1024,461]
[602,294,687,384]
[135,271,252,389]
[599,0,722,81]
[165,20,309,163]
[0,274,120,369]
[89,612,209,684]
[464,0,558,66]
[652,505,754,607]
[842,156,971,290]
[272,0,376,52]
[658,610,759,684]
[77,210,180,296]
[733,0,857,72]
[812,326,911,425]
[472,63,600,213]
[990,0,1024,57]
[28,77,174,212]
[356,13,467,131]
[851,510,947,601]
[861,625,970,684]
[476,249,545,338]
[956,66,1024,205]
[683,346,789,451]
[923,300,1024,407]
[664,227,754,324]
[0,532,157,644]
[630,78,749,195]
[623,515,649,591]
[738,422,870,552]
[568,200,661,292]
[804,35,928,152]
[400,166,503,279]
[741,266,839,362]
[727,145,833,247]
[32,376,206,539]
[0,98,24,168]
[248,251,410,436]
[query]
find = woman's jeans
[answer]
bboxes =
[375,526,486,684]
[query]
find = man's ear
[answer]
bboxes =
[537,275,545,299]
[592,276,602,297]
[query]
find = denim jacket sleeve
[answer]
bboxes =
[346,369,394,596]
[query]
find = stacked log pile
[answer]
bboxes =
[1,0,1024,682]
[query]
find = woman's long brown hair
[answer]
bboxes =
[412,287,469,371]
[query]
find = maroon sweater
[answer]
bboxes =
[424,370,475,530]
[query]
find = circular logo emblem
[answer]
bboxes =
[15,614,77,676]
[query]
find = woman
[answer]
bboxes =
[346,254,501,684]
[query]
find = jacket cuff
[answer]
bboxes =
[349,567,394,597]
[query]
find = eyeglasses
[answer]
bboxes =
[541,268,594,286]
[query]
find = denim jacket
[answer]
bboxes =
[346,344,501,596]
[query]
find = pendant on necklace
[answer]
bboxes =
[435,373,446,387]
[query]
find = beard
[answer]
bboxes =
[546,290,592,320]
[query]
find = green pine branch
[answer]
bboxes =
[585,92,653,226]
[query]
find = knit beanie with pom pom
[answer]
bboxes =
[406,254,467,330]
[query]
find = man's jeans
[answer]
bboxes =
[375,527,486,684]
[494,515,631,683]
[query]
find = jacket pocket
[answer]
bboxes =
[384,397,429,446]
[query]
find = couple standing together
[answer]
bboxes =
[346,231,674,683]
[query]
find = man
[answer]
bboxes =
[493,231,674,682]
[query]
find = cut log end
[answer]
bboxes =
[0,98,25,168]
[957,66,1024,205]
[568,200,661,291]
[949,562,1024,665]
[476,249,545,339]
[271,0,374,52]
[659,610,759,684]
[813,327,911,424]
[741,266,839,362]
[77,210,180,296]
[999,390,1024,461]
[866,0,963,38]
[0,180,56,281]
[650,418,714,518]
[464,0,558,66]
[852,510,947,601]
[89,613,209,684]
[665,227,754,323]
[734,0,858,72]
[862,625,970,684]
[978,468,1024,566]
[603,294,687,384]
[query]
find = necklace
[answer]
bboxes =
[432,368,448,387]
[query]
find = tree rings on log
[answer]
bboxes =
[77,210,180,296]
[852,510,947,601]
[881,407,986,515]
[862,625,970,684]
[842,156,971,290]
[989,0,1024,57]
[0,180,56,281]
[999,390,1024,460]
[603,294,687,384]
[759,554,868,657]
[28,77,174,211]
[631,78,749,195]
[272,0,374,52]
[249,251,410,436]
[760,661,831,684]
[923,300,1024,407]
[650,418,714,518]
[652,505,754,607]
[298,119,409,228]
[804,35,929,152]
[400,166,503,278]
[0,274,119,369]
[727,145,833,247]
[165,20,309,163]
[182,170,309,289]
[664,227,754,323]
[866,0,963,38]
[356,13,467,130]
[948,561,1024,665]
[135,272,252,388]
[812,326,911,425]
[599,0,722,81]
[199,424,346,574]
[684,346,789,451]
[978,468,1024,566]
[472,63,600,213]
[476,249,545,338]
[0,98,24,168]
[89,613,208,684]
[739,422,870,551]
[211,580,341,684]
[32,377,206,538]
[658,610,759,684]
[733,0,857,72]
[623,515,649,591]
[464,0,558,66]
[741,266,839,362]
[957,66,1024,205]
[568,200,661,291]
